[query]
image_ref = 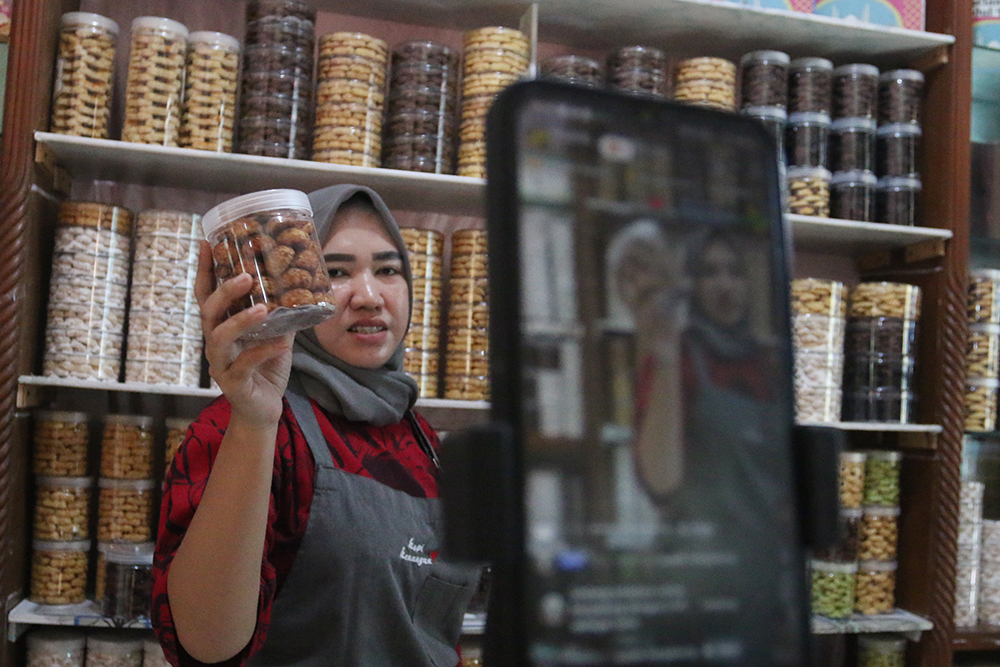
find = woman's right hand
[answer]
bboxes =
[195,241,294,430]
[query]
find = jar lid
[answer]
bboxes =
[841,451,867,463]
[740,49,790,65]
[788,111,832,126]
[863,506,902,517]
[880,68,924,83]
[877,176,922,191]
[811,559,858,573]
[786,165,832,180]
[33,539,90,551]
[841,507,864,519]
[98,477,157,491]
[105,414,154,427]
[866,449,904,462]
[790,57,834,71]
[61,11,119,34]
[742,105,788,120]
[27,628,87,651]
[858,634,907,651]
[202,189,312,240]
[967,377,1000,389]
[831,117,877,132]
[971,268,1000,281]
[86,631,144,653]
[831,170,878,186]
[35,410,88,423]
[35,476,94,489]
[188,31,240,51]
[858,559,899,571]
[969,323,1000,336]
[834,63,880,78]
[877,122,923,137]
[131,16,189,39]
[104,541,155,565]
[165,417,192,430]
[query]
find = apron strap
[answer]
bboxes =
[285,371,336,468]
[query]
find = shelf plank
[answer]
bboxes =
[787,215,953,255]
[953,625,1000,651]
[797,420,943,433]
[811,609,933,637]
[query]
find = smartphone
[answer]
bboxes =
[483,80,810,667]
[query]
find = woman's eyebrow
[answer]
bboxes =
[324,253,355,262]
[374,251,403,261]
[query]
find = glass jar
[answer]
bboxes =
[33,476,93,541]
[829,117,876,173]
[786,166,831,217]
[862,450,903,507]
[50,12,119,139]
[33,411,89,477]
[810,560,857,618]
[788,57,833,115]
[786,112,830,168]
[740,50,790,109]
[180,31,240,152]
[121,17,189,146]
[878,69,924,125]
[102,542,155,622]
[855,560,897,614]
[27,629,86,667]
[85,632,143,667]
[201,189,335,339]
[832,63,879,120]
[100,415,154,479]
[790,279,848,318]
[830,170,877,222]
[876,123,921,178]
[97,478,156,543]
[858,506,901,561]
[30,539,89,606]
[857,634,906,667]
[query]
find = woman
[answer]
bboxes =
[152,184,481,667]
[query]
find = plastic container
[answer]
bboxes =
[542,55,602,86]
[840,451,867,509]
[673,57,737,111]
[401,228,445,256]
[858,505,901,560]
[855,561,897,614]
[845,317,918,358]
[831,170,877,222]
[142,638,170,667]
[879,69,924,125]
[966,378,999,432]
[180,32,240,152]
[30,539,89,605]
[392,40,458,69]
[121,17,189,146]
[607,45,667,71]
[202,189,335,339]
[740,50,790,109]
[967,324,1000,379]
[970,269,1000,325]
[858,634,906,667]
[390,62,461,90]
[164,417,190,474]
[246,0,317,25]
[876,176,921,226]
[862,451,903,507]
[829,117,876,173]
[444,374,490,401]
[832,64,880,120]
[844,353,915,393]
[810,559,857,618]
[795,384,843,423]
[50,12,119,139]
[387,90,458,121]
[102,542,154,622]
[849,282,921,320]
[876,123,921,178]
[786,112,831,168]
[27,629,86,667]
[742,106,787,157]
[789,57,833,115]
[85,633,143,667]
[404,348,439,376]
[842,388,915,423]
[791,314,845,354]
[814,508,862,562]
[97,478,156,543]
[100,415,154,479]
[33,476,93,541]
[33,411,89,477]
[791,279,848,317]
[786,166,831,217]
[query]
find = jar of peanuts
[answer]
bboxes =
[858,505,900,562]
[33,411,89,477]
[33,476,93,541]
[97,478,157,543]
[30,539,90,606]
[855,560,897,614]
[857,634,906,667]
[100,415,154,479]
[85,632,143,667]
[27,629,86,667]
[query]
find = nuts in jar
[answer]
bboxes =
[101,415,154,479]
[33,411,89,477]
[967,324,1000,379]
[786,166,831,217]
[50,13,119,139]
[855,560,897,614]
[33,477,93,541]
[840,451,867,509]
[30,539,89,605]
[97,478,156,543]
[121,17,189,147]
[965,378,999,432]
[789,57,833,115]
[791,279,848,317]
[27,629,86,667]
[858,505,900,561]
[85,633,143,667]
[970,269,1000,324]
[858,634,906,667]
[810,559,857,618]
[849,282,921,320]
[862,450,903,507]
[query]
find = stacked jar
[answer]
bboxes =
[790,278,847,423]
[542,55,602,88]
[97,416,157,546]
[239,0,316,159]
[740,50,789,164]
[86,633,143,667]
[956,480,985,627]
[606,46,668,98]
[810,559,857,618]
[673,57,736,111]
[27,629,86,667]
[180,32,240,152]
[384,41,459,174]
[829,64,879,222]
[966,270,1000,431]
[103,542,155,622]
[164,418,190,477]
[33,411,89,478]
[785,58,832,217]
[50,12,118,139]
[127,210,203,386]
[855,450,902,614]
[458,27,530,178]
[857,635,907,667]
[44,202,133,382]
[401,228,444,398]
[445,230,490,400]
[313,32,388,166]
[842,282,921,423]
[980,519,1000,624]
[144,635,171,667]
[876,70,924,226]
[121,17,188,147]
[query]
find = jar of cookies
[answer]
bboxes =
[855,560,897,614]
[44,202,133,382]
[51,12,119,139]
[829,117,876,173]
[542,55,602,87]
[966,378,999,432]
[786,166,831,217]
[607,46,668,98]
[786,112,830,168]
[446,229,489,401]
[100,415,154,479]
[97,478,156,543]
[33,411,89,477]
[103,542,154,622]
[740,50,789,110]
[85,633,143,667]
[830,170,877,222]
[122,17,188,147]
[202,189,336,340]
[810,560,857,618]
[967,324,1000,379]
[27,629,86,667]
[840,451,867,509]
[33,476,93,542]
[970,269,1000,325]
[876,176,921,226]
[789,277,846,423]
[402,228,444,396]
[833,63,879,120]
[876,123,921,179]
[858,635,906,667]
[180,32,239,152]
[789,57,833,115]
[879,69,923,126]
[858,505,900,560]
[672,57,737,111]
[164,418,190,476]
[30,539,89,606]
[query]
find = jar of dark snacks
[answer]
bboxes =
[814,508,862,562]
[878,69,924,125]
[740,50,790,109]
[876,123,921,178]
[789,57,833,115]
[102,542,154,622]
[876,176,922,226]
[786,112,830,168]
[831,170,877,222]
[830,117,876,173]
[542,55,602,87]
[832,63,879,120]
[607,45,668,98]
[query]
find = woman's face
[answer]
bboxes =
[615,241,667,321]
[693,239,749,329]
[313,206,409,369]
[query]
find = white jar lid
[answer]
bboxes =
[87,631,144,653]
[969,323,1000,336]
[788,111,832,126]
[104,541,155,565]
[105,414,154,427]
[877,176,922,191]
[967,377,1000,389]
[791,57,834,71]
[841,508,864,519]
[131,16,189,39]
[742,105,787,121]
[858,559,899,571]
[35,410,88,423]
[877,122,923,137]
[866,449,904,462]
[61,12,119,34]
[201,189,312,240]
[787,165,832,181]
[862,505,902,517]
[35,476,94,489]
[188,31,240,51]
[33,538,90,551]
[834,63,880,78]
[840,451,867,463]
[970,268,1000,281]
[165,417,192,430]
[99,477,157,491]
[811,559,858,574]
[27,628,87,651]
[830,170,878,187]
[880,68,924,83]
[740,50,790,65]
[831,117,877,132]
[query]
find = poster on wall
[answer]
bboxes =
[0,0,11,40]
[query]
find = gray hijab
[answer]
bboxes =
[290,184,418,426]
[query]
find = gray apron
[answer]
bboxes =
[247,375,480,667]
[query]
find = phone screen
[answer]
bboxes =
[486,82,810,666]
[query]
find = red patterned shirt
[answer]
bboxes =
[151,396,441,667]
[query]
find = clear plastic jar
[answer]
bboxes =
[849,282,922,320]
[101,415,154,479]
[95,541,111,603]
[858,634,906,667]
[246,0,317,26]
[791,314,845,355]
[844,353,914,394]
[970,269,1000,324]
[742,106,787,158]
[202,189,335,339]
[786,166,831,217]
[786,112,830,168]
[830,117,876,173]
[862,451,903,507]
[795,384,842,424]
[810,559,857,618]
[85,633,143,667]
[967,324,1000,379]
[878,69,924,125]
[393,40,458,70]
[740,50,790,109]
[840,452,867,509]
[672,57,737,111]
[791,279,848,317]
[789,57,833,115]
[102,542,154,622]
[142,637,170,667]
[814,508,862,562]
[843,388,915,423]
[30,539,89,605]
[34,476,93,541]
[832,63,880,120]
[33,411,89,477]
[966,378,999,432]
[97,478,156,543]
[876,176,921,226]
[855,560,897,614]
[164,418,190,475]
[50,12,119,139]
[122,17,189,146]
[607,45,666,72]
[858,505,900,560]
[831,170,877,222]
[180,32,240,152]
[876,123,921,178]
[542,54,602,87]
[27,629,86,667]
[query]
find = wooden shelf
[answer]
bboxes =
[812,609,933,639]
[953,625,1000,651]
